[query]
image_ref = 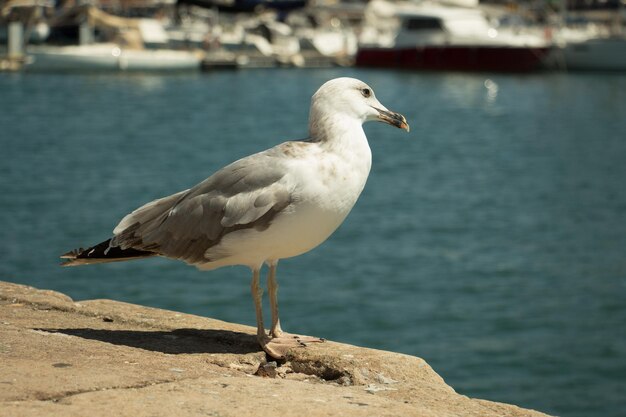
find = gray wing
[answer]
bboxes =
[110,152,292,265]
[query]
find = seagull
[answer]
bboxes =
[61,77,409,359]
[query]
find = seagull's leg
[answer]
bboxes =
[252,265,297,360]
[252,264,289,359]
[251,266,267,341]
[267,260,284,338]
[261,260,325,358]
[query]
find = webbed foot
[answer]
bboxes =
[259,332,325,359]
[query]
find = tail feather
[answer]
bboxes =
[61,238,156,266]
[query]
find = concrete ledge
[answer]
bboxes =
[0,281,551,416]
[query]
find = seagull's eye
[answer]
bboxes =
[361,88,372,98]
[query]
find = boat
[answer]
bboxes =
[24,7,203,72]
[548,19,626,71]
[25,43,202,72]
[563,35,626,71]
[355,0,551,72]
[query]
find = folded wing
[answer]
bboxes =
[111,153,292,265]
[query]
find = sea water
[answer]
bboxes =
[1,69,625,417]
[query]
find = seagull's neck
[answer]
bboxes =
[309,113,372,173]
[309,114,366,147]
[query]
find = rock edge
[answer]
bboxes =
[0,281,551,417]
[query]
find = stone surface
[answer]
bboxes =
[0,281,552,417]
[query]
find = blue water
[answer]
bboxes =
[1,69,625,417]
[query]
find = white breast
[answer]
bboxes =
[200,131,372,270]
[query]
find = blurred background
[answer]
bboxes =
[1,1,625,417]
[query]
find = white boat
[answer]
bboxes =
[24,8,203,72]
[356,0,551,72]
[564,36,626,71]
[552,26,626,71]
[543,0,626,71]
[25,43,202,72]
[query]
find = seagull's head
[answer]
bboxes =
[310,77,410,133]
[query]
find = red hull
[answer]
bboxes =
[355,46,549,72]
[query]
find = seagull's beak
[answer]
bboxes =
[373,106,410,132]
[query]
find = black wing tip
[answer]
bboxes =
[59,247,87,266]
[60,248,83,259]
[59,239,156,266]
